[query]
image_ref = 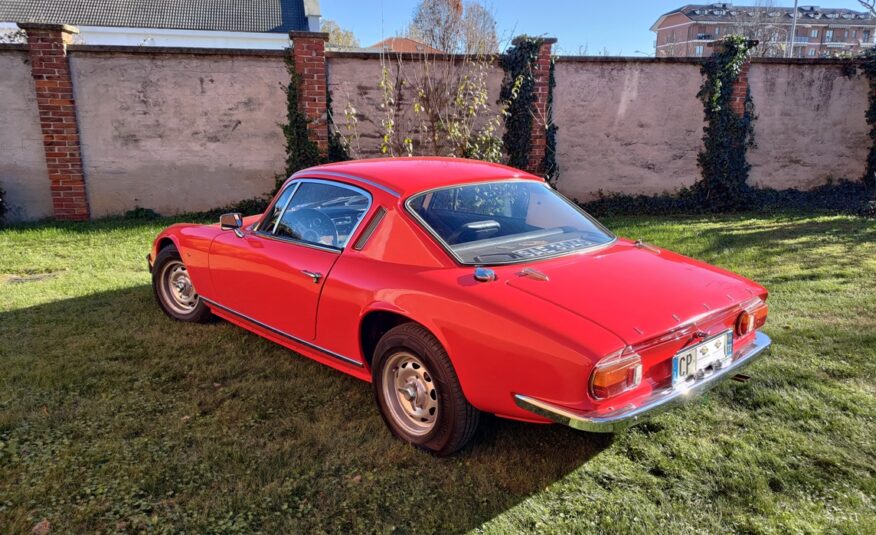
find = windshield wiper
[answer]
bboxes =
[472,252,522,263]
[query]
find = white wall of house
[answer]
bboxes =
[1,22,292,49]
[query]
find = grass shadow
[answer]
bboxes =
[0,285,608,533]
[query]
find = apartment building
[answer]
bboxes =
[651,3,876,58]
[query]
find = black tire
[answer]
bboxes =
[373,323,480,456]
[151,245,213,323]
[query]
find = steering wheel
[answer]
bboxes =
[283,208,339,247]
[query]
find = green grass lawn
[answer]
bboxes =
[1,213,874,534]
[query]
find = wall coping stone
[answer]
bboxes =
[17,22,79,34]
[289,31,329,40]
[65,44,287,56]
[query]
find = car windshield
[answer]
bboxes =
[407,181,614,264]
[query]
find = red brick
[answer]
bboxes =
[25,25,90,220]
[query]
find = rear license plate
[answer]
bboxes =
[672,331,733,386]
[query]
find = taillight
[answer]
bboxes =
[736,300,768,336]
[589,351,642,400]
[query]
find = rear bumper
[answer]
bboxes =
[514,331,772,433]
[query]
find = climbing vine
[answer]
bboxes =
[541,55,559,186]
[499,37,542,171]
[859,48,876,193]
[499,36,559,183]
[0,184,7,226]
[326,86,350,162]
[280,54,320,191]
[693,35,756,211]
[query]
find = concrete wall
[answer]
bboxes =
[2,45,873,221]
[0,49,52,222]
[553,59,706,201]
[68,50,287,217]
[327,54,505,158]
[748,61,870,189]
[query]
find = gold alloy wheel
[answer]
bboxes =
[382,351,439,436]
[159,260,199,315]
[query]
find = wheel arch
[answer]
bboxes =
[359,308,419,368]
[156,236,176,252]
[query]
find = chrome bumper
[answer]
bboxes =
[514,331,772,433]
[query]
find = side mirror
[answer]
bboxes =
[220,212,244,238]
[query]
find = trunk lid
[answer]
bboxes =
[504,240,762,345]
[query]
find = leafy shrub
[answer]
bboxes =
[123,206,161,220]
[579,180,872,218]
[0,184,7,226]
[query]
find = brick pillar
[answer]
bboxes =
[20,23,89,221]
[526,37,557,175]
[289,31,329,154]
[730,61,750,117]
[709,39,756,118]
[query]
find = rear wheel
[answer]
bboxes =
[152,245,213,323]
[373,323,479,455]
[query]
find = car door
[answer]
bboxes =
[208,179,372,341]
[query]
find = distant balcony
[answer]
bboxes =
[695,33,714,40]
[793,36,810,43]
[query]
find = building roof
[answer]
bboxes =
[367,37,444,54]
[651,3,876,31]
[0,0,318,33]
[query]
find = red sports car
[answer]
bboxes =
[148,158,770,455]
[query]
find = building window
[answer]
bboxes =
[807,48,816,57]
[852,30,857,39]
[811,29,819,38]
[825,29,833,41]
[865,30,871,42]
[695,45,704,57]
[715,27,720,36]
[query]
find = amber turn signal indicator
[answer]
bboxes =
[736,300,768,336]
[589,352,642,400]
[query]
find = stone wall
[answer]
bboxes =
[68,49,288,217]
[552,58,706,201]
[0,48,52,222]
[748,61,870,190]
[1,32,873,222]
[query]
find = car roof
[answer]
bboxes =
[298,157,543,198]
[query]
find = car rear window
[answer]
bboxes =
[407,181,614,264]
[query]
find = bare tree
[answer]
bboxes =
[859,1,876,16]
[409,0,463,52]
[725,1,787,57]
[460,2,499,55]
[408,0,498,54]
[321,19,360,49]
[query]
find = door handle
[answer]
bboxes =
[301,270,322,284]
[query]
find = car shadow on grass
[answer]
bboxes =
[0,284,610,533]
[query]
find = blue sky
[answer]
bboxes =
[322,0,869,55]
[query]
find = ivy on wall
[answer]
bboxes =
[280,53,350,194]
[860,48,876,192]
[326,87,351,163]
[499,37,542,172]
[281,55,321,191]
[500,36,559,184]
[541,56,559,186]
[0,184,7,226]
[693,35,756,211]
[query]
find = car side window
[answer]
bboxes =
[260,185,296,233]
[275,182,370,249]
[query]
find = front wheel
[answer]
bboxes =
[373,323,480,456]
[151,245,213,323]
